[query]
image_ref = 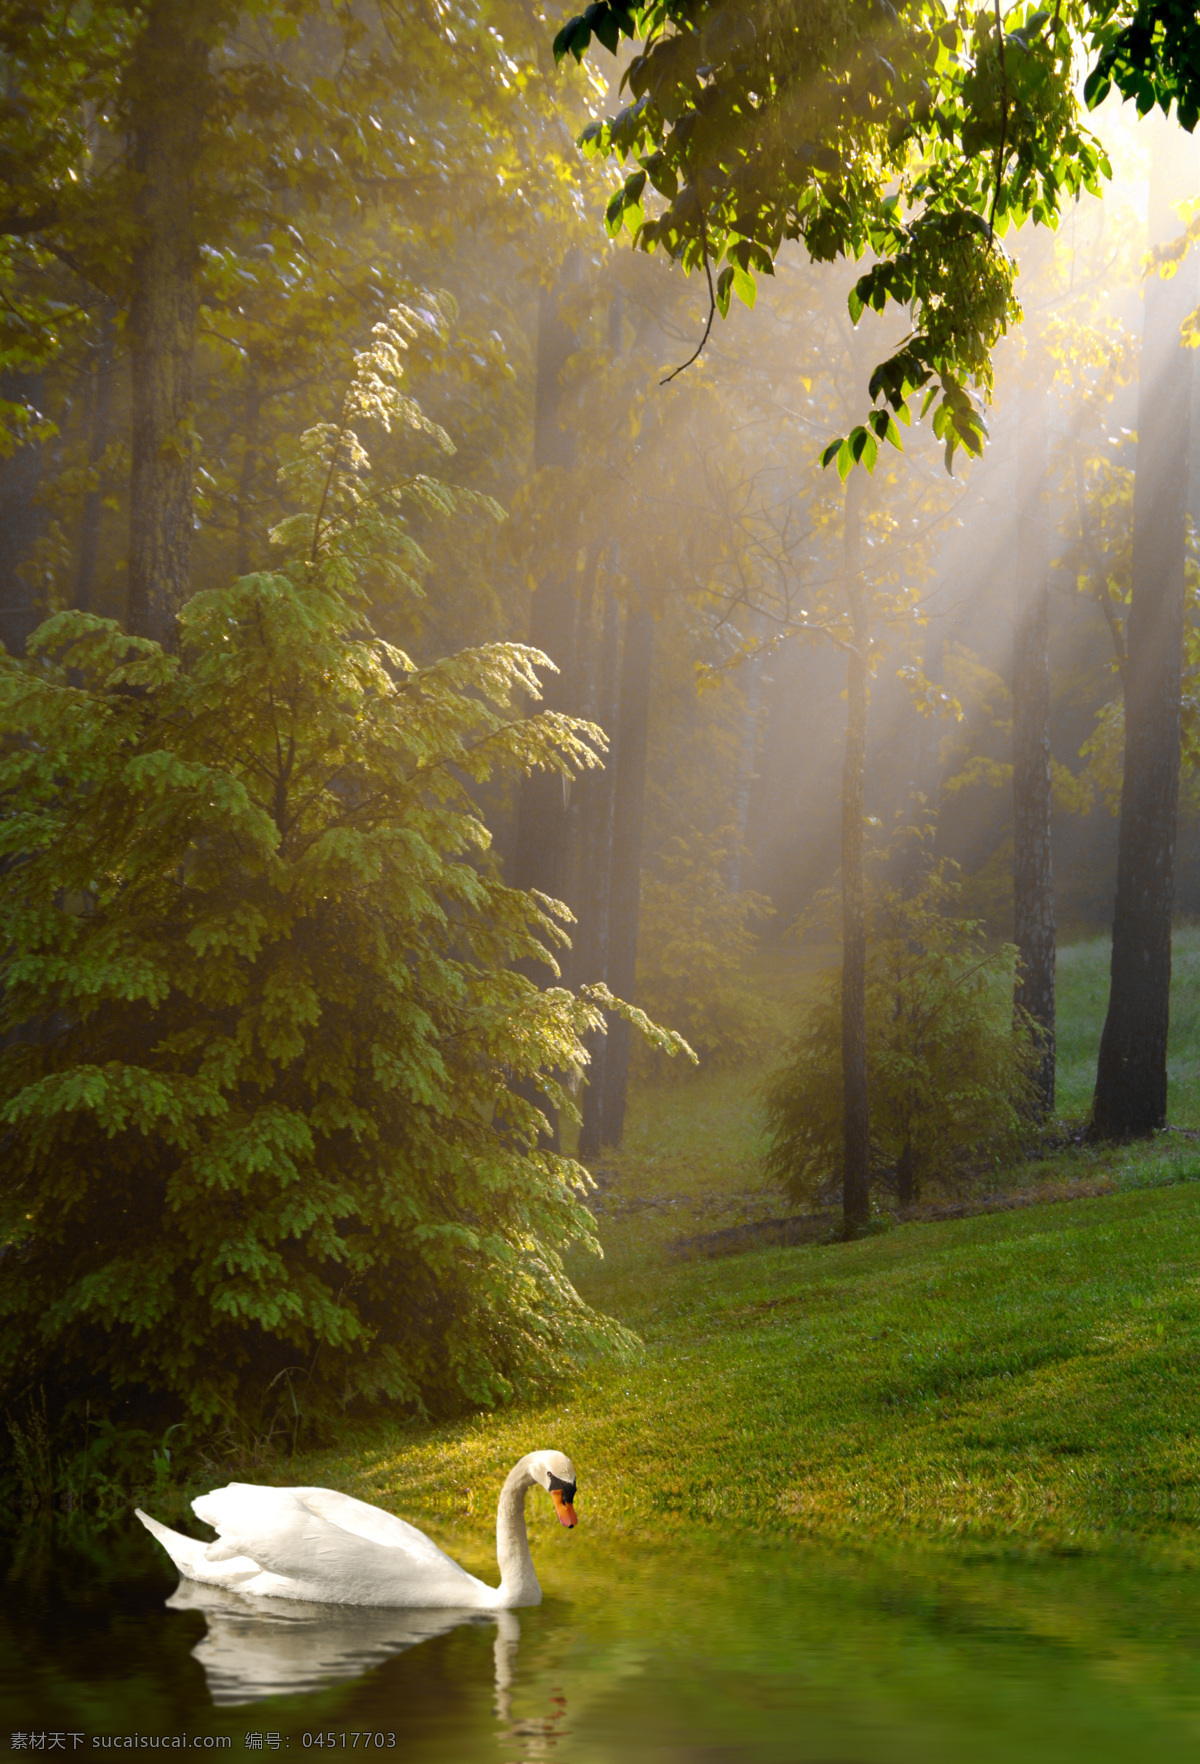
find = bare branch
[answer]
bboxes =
[660,216,718,386]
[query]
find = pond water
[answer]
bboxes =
[4,1514,1200,1761]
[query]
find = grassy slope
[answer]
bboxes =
[278,933,1200,1573]
[290,1177,1200,1566]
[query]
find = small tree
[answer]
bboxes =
[0,309,683,1449]
[764,862,1039,1211]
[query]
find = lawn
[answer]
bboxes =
[574,924,1200,1261]
[267,933,1200,1581]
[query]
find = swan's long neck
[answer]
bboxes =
[495,1459,542,1607]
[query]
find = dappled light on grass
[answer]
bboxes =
[290,1180,1200,1568]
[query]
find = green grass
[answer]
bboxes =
[282,1179,1200,1581]
[263,932,1200,1574]
[115,932,1200,1754]
[591,927,1200,1260]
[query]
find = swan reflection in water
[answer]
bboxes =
[140,1453,579,1723]
[169,1579,572,1754]
[167,1577,521,1706]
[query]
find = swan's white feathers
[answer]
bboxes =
[185,1483,486,1608]
[194,1483,458,1570]
[133,1508,264,1588]
[288,1486,464,1569]
[531,1451,576,1486]
[136,1449,577,1610]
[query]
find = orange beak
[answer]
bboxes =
[550,1488,577,1528]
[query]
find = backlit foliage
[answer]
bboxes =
[0,315,688,1444]
[554,0,1109,471]
[764,860,1039,1207]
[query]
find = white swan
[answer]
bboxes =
[135,1449,577,1609]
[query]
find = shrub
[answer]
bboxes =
[0,311,681,1451]
[763,862,1039,1208]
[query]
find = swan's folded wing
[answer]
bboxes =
[290,1487,464,1570]
[190,1483,488,1607]
[193,1482,306,1537]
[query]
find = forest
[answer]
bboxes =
[3,0,1200,1600]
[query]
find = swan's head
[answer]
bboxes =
[528,1450,578,1528]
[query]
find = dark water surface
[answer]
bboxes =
[5,1516,1200,1761]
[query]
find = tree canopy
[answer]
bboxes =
[547,0,1194,471]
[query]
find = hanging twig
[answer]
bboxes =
[661,213,718,385]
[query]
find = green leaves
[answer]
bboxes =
[713,235,774,314]
[764,859,1040,1206]
[605,167,648,236]
[716,261,755,315]
[929,379,988,470]
[556,0,1108,471]
[1084,0,1200,131]
[0,318,669,1445]
[821,410,904,481]
[553,1,638,64]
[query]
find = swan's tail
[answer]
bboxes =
[134,1507,262,1587]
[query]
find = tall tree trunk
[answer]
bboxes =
[1092,124,1198,1141]
[841,473,871,1232]
[75,310,116,614]
[512,273,582,910]
[235,375,262,577]
[576,577,621,1160]
[598,588,654,1150]
[510,269,583,1151]
[560,544,603,990]
[725,647,763,893]
[125,0,213,646]
[0,372,44,656]
[1012,391,1056,1110]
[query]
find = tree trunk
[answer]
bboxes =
[725,648,763,893]
[125,0,213,646]
[598,588,654,1150]
[1092,124,1198,1141]
[235,375,262,578]
[75,311,116,614]
[841,473,871,1232]
[0,373,45,656]
[1012,391,1056,1111]
[576,576,621,1160]
[512,274,582,912]
[510,269,584,1152]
